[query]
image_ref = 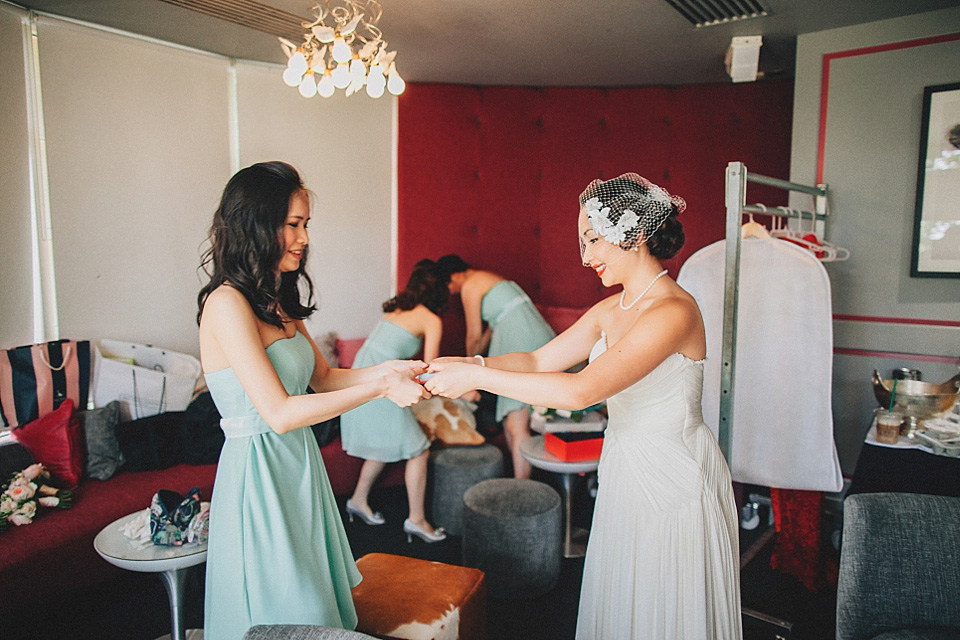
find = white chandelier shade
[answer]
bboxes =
[279,1,405,99]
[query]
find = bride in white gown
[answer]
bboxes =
[423,173,742,639]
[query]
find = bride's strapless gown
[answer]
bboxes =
[576,333,742,640]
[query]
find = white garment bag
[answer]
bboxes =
[677,237,843,492]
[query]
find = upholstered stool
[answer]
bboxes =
[430,444,504,536]
[461,478,562,599]
[352,553,486,640]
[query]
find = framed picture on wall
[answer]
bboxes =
[911,82,960,278]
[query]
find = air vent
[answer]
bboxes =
[157,0,305,42]
[663,0,769,28]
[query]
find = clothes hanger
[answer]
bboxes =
[741,208,771,239]
[769,202,850,262]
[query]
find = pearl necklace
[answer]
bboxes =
[619,269,668,310]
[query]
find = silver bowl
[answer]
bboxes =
[872,371,960,435]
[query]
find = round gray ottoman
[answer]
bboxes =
[462,478,562,599]
[430,444,504,536]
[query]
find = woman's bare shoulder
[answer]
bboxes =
[201,284,254,325]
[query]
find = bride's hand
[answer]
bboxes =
[422,361,480,399]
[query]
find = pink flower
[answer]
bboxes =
[7,483,35,502]
[38,496,60,508]
[22,463,44,482]
[15,502,36,519]
[37,485,58,497]
[8,513,32,526]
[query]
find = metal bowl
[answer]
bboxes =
[872,371,960,424]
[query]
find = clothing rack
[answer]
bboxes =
[718,161,829,461]
[722,161,830,638]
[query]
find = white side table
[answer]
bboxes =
[519,435,600,558]
[94,511,207,640]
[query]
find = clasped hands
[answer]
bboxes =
[379,356,482,408]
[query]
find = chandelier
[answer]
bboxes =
[279,1,405,99]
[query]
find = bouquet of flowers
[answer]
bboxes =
[0,463,72,530]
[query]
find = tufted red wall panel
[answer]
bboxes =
[398,80,794,355]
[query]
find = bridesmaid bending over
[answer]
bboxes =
[340,259,449,543]
[436,255,555,478]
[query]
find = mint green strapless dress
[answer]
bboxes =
[340,320,430,462]
[481,281,556,421]
[203,332,361,640]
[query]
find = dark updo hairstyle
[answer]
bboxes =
[382,259,449,317]
[197,161,316,328]
[436,254,469,285]
[646,212,685,261]
[578,174,685,261]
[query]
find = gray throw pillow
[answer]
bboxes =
[80,401,124,480]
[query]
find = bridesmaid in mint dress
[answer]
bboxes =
[197,162,429,640]
[340,259,450,543]
[437,255,555,478]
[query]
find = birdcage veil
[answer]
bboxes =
[578,173,686,252]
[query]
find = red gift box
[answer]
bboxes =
[544,431,604,462]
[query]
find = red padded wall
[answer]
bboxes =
[398,80,793,355]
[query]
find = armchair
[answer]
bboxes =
[837,492,960,639]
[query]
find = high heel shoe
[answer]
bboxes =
[403,518,447,543]
[345,499,385,525]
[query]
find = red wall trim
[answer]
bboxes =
[833,314,960,329]
[816,32,960,184]
[834,347,960,366]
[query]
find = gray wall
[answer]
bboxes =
[791,7,960,475]
[0,5,395,357]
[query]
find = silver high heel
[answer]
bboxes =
[403,518,447,543]
[345,499,385,525]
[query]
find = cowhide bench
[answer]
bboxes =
[352,553,486,640]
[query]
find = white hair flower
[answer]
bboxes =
[586,198,639,246]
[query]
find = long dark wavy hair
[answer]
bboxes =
[197,161,316,328]
[383,259,449,317]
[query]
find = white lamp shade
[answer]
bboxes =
[287,52,308,76]
[366,80,385,98]
[317,73,335,97]
[332,63,351,89]
[332,36,352,64]
[387,69,405,95]
[350,58,366,80]
[283,67,303,87]
[298,74,317,98]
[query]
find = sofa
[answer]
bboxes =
[0,398,219,619]
[836,492,960,639]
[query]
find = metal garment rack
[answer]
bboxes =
[722,162,829,638]
[719,161,829,462]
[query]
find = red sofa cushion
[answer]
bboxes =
[11,398,84,488]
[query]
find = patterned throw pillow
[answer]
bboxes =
[412,397,484,446]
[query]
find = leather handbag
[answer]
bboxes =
[0,339,92,429]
